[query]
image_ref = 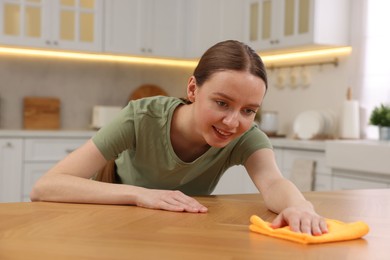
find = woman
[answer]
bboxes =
[31,40,327,235]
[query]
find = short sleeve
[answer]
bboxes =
[229,125,273,165]
[92,102,136,160]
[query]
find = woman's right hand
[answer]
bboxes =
[135,188,208,213]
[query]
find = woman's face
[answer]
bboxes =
[188,70,266,148]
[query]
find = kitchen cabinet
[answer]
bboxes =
[184,0,245,58]
[332,175,389,190]
[213,166,258,195]
[278,148,332,191]
[0,139,23,202]
[104,0,186,58]
[0,0,103,52]
[245,0,350,53]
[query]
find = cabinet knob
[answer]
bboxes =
[147,48,152,53]
[65,149,75,154]
[6,142,13,148]
[141,48,146,52]
[53,41,58,46]
[46,40,51,45]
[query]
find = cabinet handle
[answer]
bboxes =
[141,48,146,52]
[53,41,58,46]
[65,149,75,154]
[5,142,13,148]
[147,48,152,53]
[46,40,51,45]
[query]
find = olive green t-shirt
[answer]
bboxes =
[92,96,272,195]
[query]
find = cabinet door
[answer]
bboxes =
[0,0,50,47]
[246,0,281,50]
[51,0,103,51]
[148,0,185,58]
[332,176,388,190]
[212,166,258,195]
[185,0,245,58]
[104,0,186,58]
[0,139,23,202]
[246,0,349,52]
[104,0,143,55]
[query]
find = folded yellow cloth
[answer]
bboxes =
[249,215,369,244]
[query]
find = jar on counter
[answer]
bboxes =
[258,111,279,136]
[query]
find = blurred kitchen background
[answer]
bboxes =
[0,0,387,138]
[1,0,390,202]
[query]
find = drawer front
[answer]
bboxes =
[24,138,88,161]
[282,149,331,174]
[332,176,388,190]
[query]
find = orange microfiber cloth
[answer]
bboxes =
[249,215,369,244]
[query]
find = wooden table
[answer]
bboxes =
[1,189,389,259]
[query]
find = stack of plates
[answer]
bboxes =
[293,110,336,140]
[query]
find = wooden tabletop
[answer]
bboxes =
[1,189,389,259]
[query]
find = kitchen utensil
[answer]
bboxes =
[23,97,60,130]
[340,87,360,139]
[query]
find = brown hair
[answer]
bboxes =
[193,40,268,89]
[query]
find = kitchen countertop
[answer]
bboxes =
[326,139,390,175]
[0,129,97,138]
[270,137,327,151]
[0,189,388,259]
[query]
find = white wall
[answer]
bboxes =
[262,56,350,137]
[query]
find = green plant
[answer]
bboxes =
[370,104,390,127]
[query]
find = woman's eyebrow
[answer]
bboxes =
[213,92,260,108]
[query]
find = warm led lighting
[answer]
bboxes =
[0,45,352,67]
[261,47,352,63]
[0,46,198,67]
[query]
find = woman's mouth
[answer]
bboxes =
[213,126,234,139]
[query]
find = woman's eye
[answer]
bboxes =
[216,101,227,107]
[243,109,256,115]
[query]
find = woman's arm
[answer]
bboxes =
[244,148,327,235]
[30,139,207,213]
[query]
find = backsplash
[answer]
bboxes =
[0,54,350,135]
[0,55,193,129]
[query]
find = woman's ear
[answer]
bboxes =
[187,76,197,102]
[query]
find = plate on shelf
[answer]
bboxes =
[293,110,325,140]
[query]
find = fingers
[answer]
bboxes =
[273,209,328,235]
[159,191,208,213]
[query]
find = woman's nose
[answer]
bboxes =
[222,111,239,128]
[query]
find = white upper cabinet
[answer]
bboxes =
[0,0,103,52]
[104,0,186,58]
[184,0,245,59]
[245,0,350,53]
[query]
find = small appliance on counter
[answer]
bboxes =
[258,111,279,136]
[91,106,122,129]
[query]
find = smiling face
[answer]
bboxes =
[187,70,266,148]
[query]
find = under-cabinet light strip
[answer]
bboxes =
[0,46,352,68]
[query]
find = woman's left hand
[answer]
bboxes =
[271,205,328,236]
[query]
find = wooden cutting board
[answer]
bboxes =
[23,97,60,130]
[128,84,168,101]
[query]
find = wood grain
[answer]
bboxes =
[23,97,60,129]
[0,190,389,259]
